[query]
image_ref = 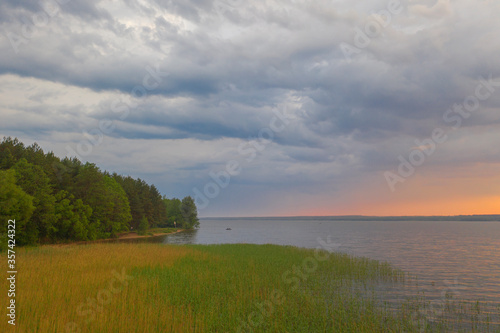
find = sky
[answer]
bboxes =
[1,0,499,217]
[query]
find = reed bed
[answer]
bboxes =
[0,243,496,332]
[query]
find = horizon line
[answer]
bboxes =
[201,214,500,219]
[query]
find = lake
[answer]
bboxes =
[161,217,500,329]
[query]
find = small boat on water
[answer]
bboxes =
[226,228,232,230]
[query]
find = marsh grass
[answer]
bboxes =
[0,243,497,332]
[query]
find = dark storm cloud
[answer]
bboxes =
[61,0,113,21]
[152,0,215,22]
[0,0,112,24]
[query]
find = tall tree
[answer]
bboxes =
[53,191,93,241]
[52,157,82,191]
[148,184,167,227]
[0,169,35,245]
[12,159,58,243]
[0,137,26,162]
[163,197,183,227]
[180,196,200,229]
[113,174,145,230]
[0,147,16,169]
[72,163,131,238]
[103,176,132,236]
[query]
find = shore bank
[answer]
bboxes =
[47,228,183,247]
[116,228,183,240]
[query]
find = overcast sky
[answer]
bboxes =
[1,0,500,217]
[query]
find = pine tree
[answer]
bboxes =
[180,196,200,229]
[12,159,58,243]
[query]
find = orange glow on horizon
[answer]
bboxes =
[271,162,500,218]
[290,196,500,217]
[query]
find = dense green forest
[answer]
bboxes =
[0,137,199,245]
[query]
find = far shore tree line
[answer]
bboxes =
[0,137,199,246]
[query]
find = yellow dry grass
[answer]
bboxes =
[0,243,195,333]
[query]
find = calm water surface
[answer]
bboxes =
[162,217,500,327]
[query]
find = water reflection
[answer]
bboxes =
[162,229,198,245]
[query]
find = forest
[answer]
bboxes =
[0,137,199,245]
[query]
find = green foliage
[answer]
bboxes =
[53,191,92,241]
[102,176,132,236]
[0,137,25,166]
[162,196,199,229]
[0,169,34,223]
[0,148,15,169]
[113,174,167,230]
[0,137,197,245]
[12,159,58,244]
[70,164,132,238]
[0,169,35,247]
[163,197,182,227]
[51,157,82,191]
[137,216,149,235]
[180,196,200,229]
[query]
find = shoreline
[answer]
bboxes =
[116,229,184,240]
[46,229,184,247]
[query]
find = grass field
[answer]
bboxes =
[0,242,495,332]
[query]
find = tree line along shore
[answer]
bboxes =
[0,137,199,246]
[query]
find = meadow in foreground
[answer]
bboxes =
[0,242,495,332]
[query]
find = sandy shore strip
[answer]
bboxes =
[46,229,184,247]
[116,229,184,240]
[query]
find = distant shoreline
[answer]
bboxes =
[202,215,500,222]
